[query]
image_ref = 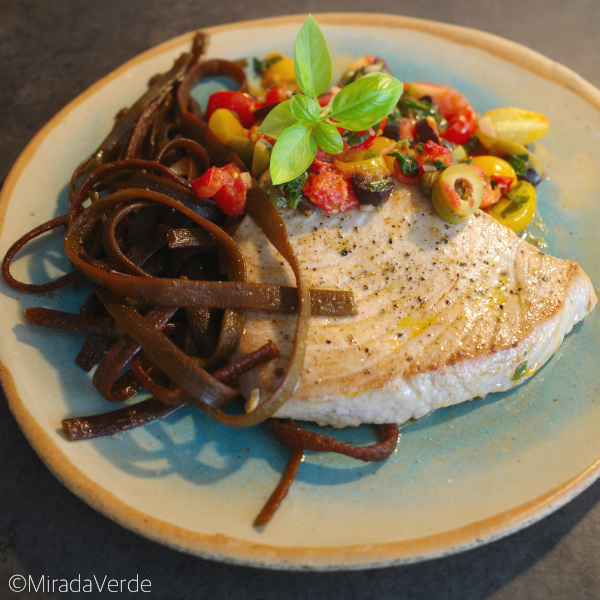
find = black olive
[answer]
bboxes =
[352,173,394,206]
[415,118,440,144]
[253,102,279,121]
[382,121,401,141]
[521,167,542,186]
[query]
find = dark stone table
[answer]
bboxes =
[1,1,599,598]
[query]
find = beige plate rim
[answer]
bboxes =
[1,13,600,570]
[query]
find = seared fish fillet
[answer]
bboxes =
[235,185,597,427]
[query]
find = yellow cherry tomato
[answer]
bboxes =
[470,155,517,185]
[261,53,296,88]
[487,181,536,232]
[476,106,549,148]
[208,108,246,144]
[333,155,390,179]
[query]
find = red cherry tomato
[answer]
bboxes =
[191,163,249,216]
[405,82,478,145]
[205,91,262,128]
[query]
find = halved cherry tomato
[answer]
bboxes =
[404,82,478,145]
[205,91,262,128]
[191,163,250,216]
[302,160,359,215]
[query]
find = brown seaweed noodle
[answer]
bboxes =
[1,32,399,524]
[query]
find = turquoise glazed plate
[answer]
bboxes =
[0,14,599,569]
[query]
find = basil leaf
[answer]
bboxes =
[270,122,317,185]
[342,129,370,147]
[290,94,320,125]
[330,73,403,131]
[314,121,344,155]
[294,14,332,99]
[257,100,297,139]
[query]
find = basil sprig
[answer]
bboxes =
[258,15,403,185]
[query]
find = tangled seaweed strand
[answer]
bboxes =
[2,31,399,525]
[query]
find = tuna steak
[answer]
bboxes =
[235,185,596,427]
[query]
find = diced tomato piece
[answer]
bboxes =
[205,91,262,128]
[265,84,290,105]
[442,104,477,144]
[302,161,359,215]
[414,140,455,174]
[490,174,514,197]
[398,118,416,141]
[191,163,249,216]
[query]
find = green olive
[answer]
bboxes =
[431,164,484,223]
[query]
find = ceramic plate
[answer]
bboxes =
[1,14,599,570]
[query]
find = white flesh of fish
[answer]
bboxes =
[235,185,597,428]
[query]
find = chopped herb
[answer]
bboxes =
[277,171,309,208]
[511,361,528,381]
[363,177,394,192]
[507,154,529,177]
[430,159,448,171]
[390,151,419,177]
[500,182,531,217]
[253,54,283,76]
[339,61,387,87]
[397,97,447,129]
[463,135,484,155]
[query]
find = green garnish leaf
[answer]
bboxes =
[390,151,419,177]
[259,15,403,185]
[363,177,393,192]
[278,171,310,208]
[258,100,296,139]
[511,361,528,381]
[294,14,332,100]
[270,122,317,185]
[314,121,344,155]
[507,154,529,177]
[290,94,320,125]
[343,129,371,147]
[253,54,283,76]
[329,72,404,131]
